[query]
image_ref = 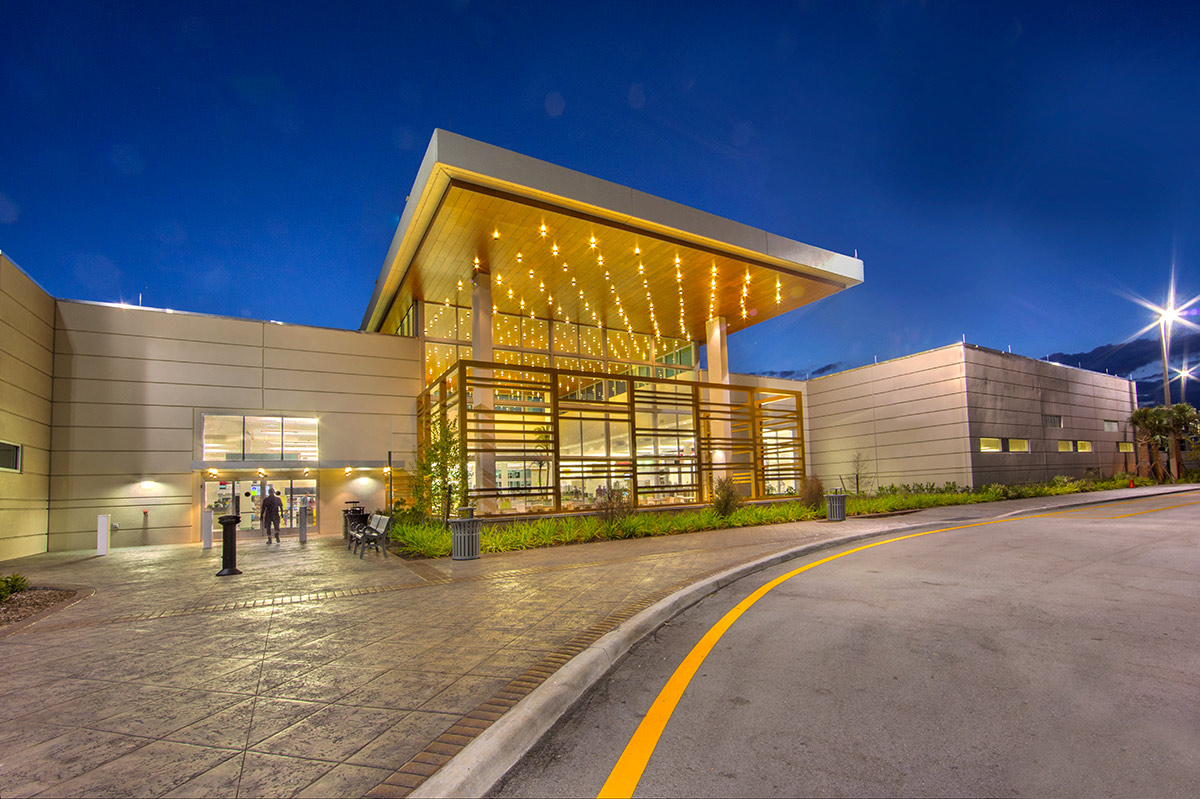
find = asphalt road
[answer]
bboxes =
[493,491,1200,798]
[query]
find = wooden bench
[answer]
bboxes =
[349,514,391,558]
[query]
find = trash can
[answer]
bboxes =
[825,490,846,522]
[450,508,481,560]
[343,504,367,539]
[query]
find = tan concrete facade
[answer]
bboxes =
[0,254,55,560]
[803,345,974,491]
[37,296,421,551]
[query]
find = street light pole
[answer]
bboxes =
[1159,315,1172,407]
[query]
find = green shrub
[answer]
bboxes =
[711,476,742,518]
[0,572,30,603]
[388,523,451,558]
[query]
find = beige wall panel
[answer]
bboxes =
[263,367,417,398]
[56,329,263,368]
[1,257,56,319]
[808,374,966,411]
[317,412,395,462]
[8,444,49,478]
[54,354,265,390]
[389,413,419,437]
[0,292,54,351]
[52,425,192,454]
[49,525,193,551]
[0,412,50,449]
[53,402,193,430]
[261,389,404,415]
[264,324,419,360]
[51,501,191,535]
[320,470,386,534]
[53,449,192,476]
[0,380,52,427]
[0,530,48,562]
[52,378,264,409]
[1,351,54,401]
[0,319,54,373]
[49,473,192,501]
[265,347,420,379]
[57,301,264,345]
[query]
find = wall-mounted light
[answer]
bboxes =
[357,476,370,486]
[303,468,310,477]
[139,480,154,490]
[345,467,352,476]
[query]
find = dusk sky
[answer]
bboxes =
[2,1,1198,387]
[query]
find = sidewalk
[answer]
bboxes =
[0,486,1191,798]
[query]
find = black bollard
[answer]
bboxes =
[216,514,243,576]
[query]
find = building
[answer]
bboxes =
[0,132,1136,561]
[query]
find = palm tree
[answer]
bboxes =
[1167,403,1199,479]
[1130,406,1169,481]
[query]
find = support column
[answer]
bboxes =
[472,272,497,514]
[705,317,732,496]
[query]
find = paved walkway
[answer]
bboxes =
[0,486,1190,798]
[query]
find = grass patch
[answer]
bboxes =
[387,472,1164,559]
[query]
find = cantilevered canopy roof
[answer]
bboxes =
[362,131,863,339]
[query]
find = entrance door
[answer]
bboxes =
[203,477,318,538]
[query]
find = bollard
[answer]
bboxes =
[202,510,214,550]
[298,508,308,543]
[216,514,242,576]
[97,514,111,555]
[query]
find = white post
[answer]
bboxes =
[97,514,111,555]
[706,317,732,491]
[202,510,214,549]
[298,506,308,543]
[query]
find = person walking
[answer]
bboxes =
[262,487,283,543]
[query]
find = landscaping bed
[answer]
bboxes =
[0,587,76,630]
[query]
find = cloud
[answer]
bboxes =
[1045,333,1200,376]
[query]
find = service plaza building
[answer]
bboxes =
[0,131,1137,560]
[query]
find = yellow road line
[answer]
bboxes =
[597,516,1019,799]
[1110,499,1200,518]
[1040,491,1197,515]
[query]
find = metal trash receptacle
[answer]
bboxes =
[825,491,846,522]
[450,511,481,560]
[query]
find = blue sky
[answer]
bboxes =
[2,1,1197,383]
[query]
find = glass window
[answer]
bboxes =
[1008,439,1029,453]
[1076,441,1092,452]
[629,333,652,362]
[522,317,549,350]
[1043,414,1063,428]
[1057,440,1073,452]
[0,440,20,472]
[202,415,243,460]
[494,313,521,350]
[283,417,318,461]
[553,322,578,354]
[244,416,283,460]
[457,307,473,342]
[1103,420,1118,433]
[425,342,457,382]
[579,325,603,357]
[1118,442,1134,453]
[980,437,1002,453]
[423,301,457,340]
[607,330,630,360]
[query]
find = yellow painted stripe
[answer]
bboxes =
[597,517,1020,799]
[1110,499,1200,518]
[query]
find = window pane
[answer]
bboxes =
[1057,440,1073,452]
[283,417,318,461]
[1043,414,1063,428]
[494,313,521,350]
[244,416,283,460]
[425,342,457,383]
[203,415,243,460]
[457,307,473,342]
[979,437,1002,453]
[607,329,630,360]
[522,317,549,350]
[1103,420,1118,432]
[424,302,457,340]
[0,441,19,471]
[1118,442,1134,453]
[553,322,578,354]
[1008,439,1029,453]
[629,333,651,362]
[580,325,603,357]
[1076,440,1092,452]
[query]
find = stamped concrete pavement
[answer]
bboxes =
[0,486,1191,798]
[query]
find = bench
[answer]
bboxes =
[349,514,391,558]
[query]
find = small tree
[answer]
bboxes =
[415,413,468,526]
[711,475,742,518]
[1131,406,1170,482]
[1167,403,1199,480]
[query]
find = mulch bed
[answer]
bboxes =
[0,588,77,629]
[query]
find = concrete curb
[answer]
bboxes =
[412,484,1199,798]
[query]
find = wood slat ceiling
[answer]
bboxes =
[403,182,847,340]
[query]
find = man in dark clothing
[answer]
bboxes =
[262,488,283,543]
